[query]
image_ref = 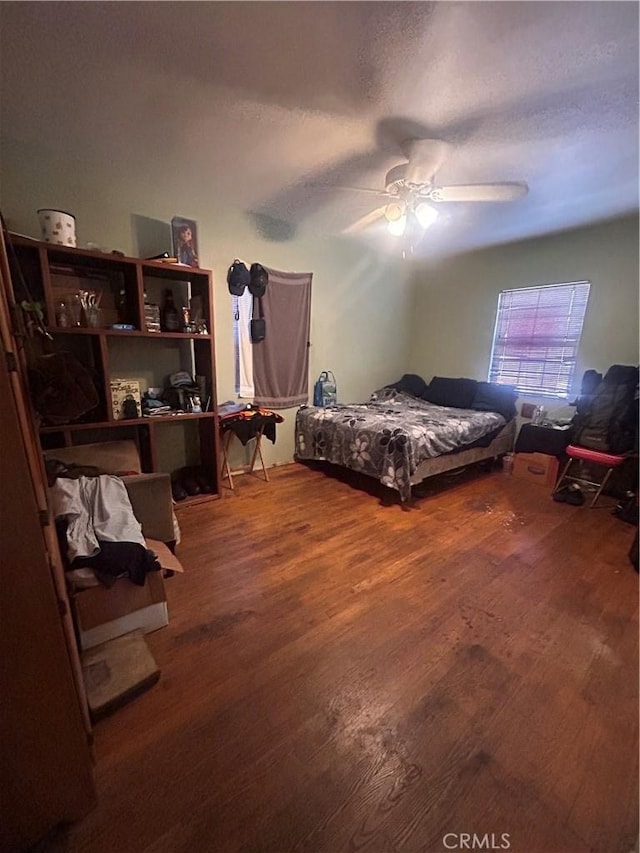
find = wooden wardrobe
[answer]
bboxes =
[0,229,96,851]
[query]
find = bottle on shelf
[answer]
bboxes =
[55,301,70,328]
[161,288,180,332]
[116,287,128,323]
[68,292,82,326]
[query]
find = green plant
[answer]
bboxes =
[20,299,45,323]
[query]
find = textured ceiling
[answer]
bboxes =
[1,1,638,258]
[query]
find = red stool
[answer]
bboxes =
[552,445,626,508]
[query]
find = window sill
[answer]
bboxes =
[516,391,572,402]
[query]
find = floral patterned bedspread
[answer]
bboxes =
[294,389,506,501]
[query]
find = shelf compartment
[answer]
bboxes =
[48,260,138,330]
[36,334,109,426]
[40,423,148,461]
[40,430,70,450]
[45,327,211,340]
[106,334,199,419]
[140,262,210,281]
[6,241,45,305]
[154,417,219,497]
[40,412,215,434]
[143,271,211,336]
[8,235,212,274]
[173,492,219,509]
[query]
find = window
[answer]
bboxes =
[488,281,590,398]
[233,289,254,398]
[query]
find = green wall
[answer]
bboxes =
[409,214,639,415]
[0,136,414,470]
[2,132,637,469]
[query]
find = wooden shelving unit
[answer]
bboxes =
[7,234,221,504]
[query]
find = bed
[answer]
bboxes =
[295,378,517,502]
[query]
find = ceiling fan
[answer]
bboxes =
[331,139,528,238]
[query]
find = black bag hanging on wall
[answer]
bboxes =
[249,263,269,343]
[250,295,266,343]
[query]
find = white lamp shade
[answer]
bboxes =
[415,202,438,229]
[384,202,405,222]
[387,215,407,236]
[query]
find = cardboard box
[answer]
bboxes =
[110,378,142,420]
[72,540,183,650]
[82,631,161,720]
[512,452,560,488]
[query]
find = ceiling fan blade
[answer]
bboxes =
[341,206,388,234]
[429,182,529,203]
[305,182,391,198]
[403,139,450,185]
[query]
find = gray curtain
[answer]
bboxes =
[253,268,312,408]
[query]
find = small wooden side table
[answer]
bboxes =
[218,407,283,490]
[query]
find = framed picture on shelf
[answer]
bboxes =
[171,216,200,268]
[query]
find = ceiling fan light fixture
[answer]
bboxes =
[335,138,527,241]
[384,201,405,223]
[387,214,407,237]
[415,202,438,229]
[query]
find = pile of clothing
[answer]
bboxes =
[142,372,205,417]
[142,390,172,417]
[49,470,161,588]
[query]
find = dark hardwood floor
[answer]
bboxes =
[54,462,638,853]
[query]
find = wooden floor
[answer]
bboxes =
[51,462,638,853]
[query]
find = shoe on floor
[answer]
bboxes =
[195,470,213,493]
[553,484,585,505]
[171,480,188,502]
[182,475,201,496]
[565,485,585,505]
[553,485,570,503]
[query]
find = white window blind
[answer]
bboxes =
[233,289,255,398]
[488,281,590,398]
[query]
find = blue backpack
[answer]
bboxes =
[313,371,337,407]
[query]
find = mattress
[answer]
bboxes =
[295,390,510,501]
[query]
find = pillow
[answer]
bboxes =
[384,373,429,398]
[472,382,518,420]
[370,386,398,403]
[422,377,478,409]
